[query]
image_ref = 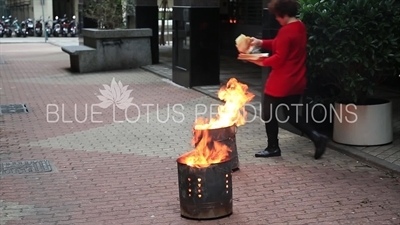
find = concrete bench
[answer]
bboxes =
[61,28,152,73]
[61,45,96,73]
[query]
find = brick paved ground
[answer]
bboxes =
[0,43,399,225]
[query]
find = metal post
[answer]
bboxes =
[159,0,168,46]
[41,0,47,42]
[78,0,84,45]
[78,0,84,34]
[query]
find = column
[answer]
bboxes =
[32,0,53,22]
[172,0,220,88]
[134,0,159,64]
[78,0,84,44]
[73,0,79,27]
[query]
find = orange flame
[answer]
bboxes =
[177,131,232,168]
[194,78,255,130]
[178,78,255,168]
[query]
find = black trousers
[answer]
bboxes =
[262,94,315,146]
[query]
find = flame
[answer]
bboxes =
[177,131,232,168]
[194,78,255,130]
[177,78,255,168]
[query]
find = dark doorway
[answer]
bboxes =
[53,0,74,19]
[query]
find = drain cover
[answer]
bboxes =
[0,104,29,114]
[0,160,53,175]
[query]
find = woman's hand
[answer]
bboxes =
[250,37,262,47]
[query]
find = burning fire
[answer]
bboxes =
[194,78,255,130]
[177,78,255,168]
[178,131,232,168]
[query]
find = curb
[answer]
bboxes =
[143,66,400,177]
[327,141,400,176]
[0,38,79,47]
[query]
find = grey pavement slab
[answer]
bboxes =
[0,36,79,47]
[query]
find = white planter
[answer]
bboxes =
[333,99,393,146]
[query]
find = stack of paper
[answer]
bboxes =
[237,53,269,60]
[235,34,252,53]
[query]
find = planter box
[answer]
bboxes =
[333,99,393,146]
[62,28,152,73]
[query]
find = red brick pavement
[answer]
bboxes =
[0,81,201,145]
[0,43,399,225]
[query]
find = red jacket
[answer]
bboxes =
[261,20,307,97]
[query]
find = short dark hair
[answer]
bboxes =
[268,0,300,17]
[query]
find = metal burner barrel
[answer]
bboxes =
[193,125,239,171]
[177,159,233,220]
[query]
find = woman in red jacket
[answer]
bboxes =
[248,0,328,159]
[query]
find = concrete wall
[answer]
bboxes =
[7,0,52,22]
[6,0,30,21]
[31,0,53,21]
[0,0,9,16]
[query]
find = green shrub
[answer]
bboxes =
[299,0,400,104]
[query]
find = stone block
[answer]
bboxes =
[61,45,97,73]
[62,28,153,73]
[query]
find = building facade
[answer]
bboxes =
[0,0,9,16]
[5,0,51,21]
[4,0,79,23]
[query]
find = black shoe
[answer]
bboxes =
[312,131,329,159]
[255,145,281,158]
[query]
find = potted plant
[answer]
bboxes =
[299,0,400,146]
